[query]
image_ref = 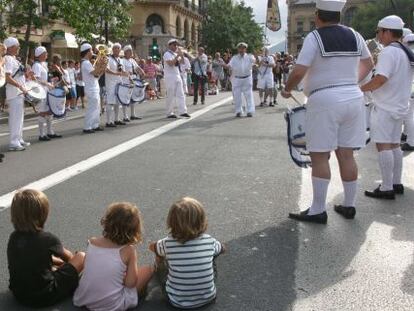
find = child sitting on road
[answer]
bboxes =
[7,189,85,308]
[149,197,225,309]
[73,202,154,311]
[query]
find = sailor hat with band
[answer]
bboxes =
[4,37,19,48]
[316,0,346,12]
[378,15,404,30]
[237,42,248,48]
[168,39,179,45]
[35,46,47,57]
[80,43,92,53]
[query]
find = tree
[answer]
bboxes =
[351,0,414,39]
[201,0,264,54]
[0,0,12,40]
[51,0,132,44]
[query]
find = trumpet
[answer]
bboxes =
[93,44,109,76]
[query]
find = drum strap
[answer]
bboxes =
[309,83,358,96]
[390,41,414,66]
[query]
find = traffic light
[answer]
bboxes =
[151,39,160,59]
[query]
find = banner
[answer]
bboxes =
[266,0,281,32]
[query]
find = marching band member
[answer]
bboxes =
[32,46,62,141]
[282,0,373,223]
[226,42,256,117]
[0,43,5,161]
[180,54,191,95]
[4,37,30,151]
[362,16,414,199]
[257,47,275,107]
[401,33,414,151]
[163,39,190,119]
[80,43,103,134]
[122,45,145,121]
[105,43,128,127]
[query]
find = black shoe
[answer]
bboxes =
[47,133,62,139]
[365,186,395,200]
[246,113,253,117]
[93,127,104,131]
[274,100,278,105]
[288,209,328,224]
[130,116,142,120]
[401,143,414,151]
[180,113,191,118]
[193,102,197,105]
[115,121,126,125]
[167,114,178,119]
[259,102,264,107]
[334,205,356,219]
[83,129,95,134]
[236,112,242,118]
[201,102,205,105]
[39,136,50,141]
[393,184,404,194]
[123,118,130,122]
[0,153,4,159]
[269,103,275,107]
[401,133,407,142]
[106,123,117,128]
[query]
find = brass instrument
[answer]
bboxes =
[366,39,382,63]
[93,44,109,76]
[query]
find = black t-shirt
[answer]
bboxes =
[7,231,64,297]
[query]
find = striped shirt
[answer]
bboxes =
[156,234,222,309]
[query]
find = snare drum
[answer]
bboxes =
[131,79,148,104]
[116,82,134,106]
[47,87,66,118]
[24,80,47,106]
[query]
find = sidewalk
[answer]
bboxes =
[0,106,37,125]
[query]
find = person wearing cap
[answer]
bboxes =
[362,15,414,200]
[80,43,104,133]
[282,0,373,223]
[226,42,256,117]
[163,39,190,118]
[401,32,414,151]
[105,43,128,127]
[32,46,62,141]
[4,37,31,151]
[122,45,145,121]
[257,47,276,107]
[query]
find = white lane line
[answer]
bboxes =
[0,114,84,137]
[0,97,232,211]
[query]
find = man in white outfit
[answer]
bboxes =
[401,33,414,151]
[282,0,373,223]
[362,15,414,199]
[81,43,103,134]
[180,55,191,95]
[4,37,29,151]
[163,39,190,119]
[257,47,275,107]
[227,42,256,117]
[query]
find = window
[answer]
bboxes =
[191,23,196,45]
[176,16,181,37]
[297,21,304,34]
[145,14,165,34]
[184,19,189,43]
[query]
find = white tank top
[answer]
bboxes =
[73,242,138,311]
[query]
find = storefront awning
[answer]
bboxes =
[53,33,78,49]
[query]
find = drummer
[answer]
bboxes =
[4,37,29,151]
[32,46,62,141]
[121,45,145,121]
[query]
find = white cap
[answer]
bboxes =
[34,46,47,57]
[168,38,179,45]
[403,33,414,44]
[378,15,405,30]
[403,28,413,38]
[123,44,133,52]
[4,37,19,48]
[112,42,121,49]
[237,42,248,48]
[147,56,153,60]
[80,43,92,52]
[316,0,346,12]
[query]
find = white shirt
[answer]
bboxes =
[228,53,256,77]
[81,59,99,95]
[62,69,71,89]
[163,50,181,79]
[32,61,48,91]
[296,30,370,97]
[68,67,77,87]
[122,57,138,83]
[105,55,123,90]
[180,57,191,75]
[75,68,85,87]
[5,55,26,100]
[258,55,275,77]
[372,45,414,118]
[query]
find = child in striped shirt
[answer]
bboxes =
[149,197,225,309]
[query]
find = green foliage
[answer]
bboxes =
[201,0,264,54]
[50,0,132,43]
[0,0,11,40]
[351,0,414,39]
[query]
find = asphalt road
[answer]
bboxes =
[0,91,413,311]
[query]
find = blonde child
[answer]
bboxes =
[73,202,154,311]
[7,189,85,308]
[149,197,225,309]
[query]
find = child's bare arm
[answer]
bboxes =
[123,246,139,288]
[52,255,65,266]
[220,243,227,254]
[60,247,74,262]
[148,242,157,254]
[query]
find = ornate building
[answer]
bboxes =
[128,0,207,58]
[286,0,373,55]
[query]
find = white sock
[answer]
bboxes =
[46,116,54,135]
[122,105,128,119]
[342,180,357,207]
[392,147,403,185]
[308,177,330,215]
[38,116,46,137]
[378,150,394,191]
[114,105,120,121]
[106,104,112,123]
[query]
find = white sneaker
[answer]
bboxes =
[20,141,31,147]
[9,145,25,151]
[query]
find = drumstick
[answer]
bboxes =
[290,94,302,106]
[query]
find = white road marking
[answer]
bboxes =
[0,97,232,211]
[0,114,84,137]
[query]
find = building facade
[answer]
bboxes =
[128,0,207,59]
[286,0,372,55]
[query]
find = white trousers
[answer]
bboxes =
[130,103,137,118]
[7,97,24,147]
[403,100,414,145]
[84,93,101,130]
[165,76,187,116]
[233,77,255,114]
[181,72,188,94]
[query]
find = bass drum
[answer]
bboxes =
[131,79,148,104]
[47,87,66,118]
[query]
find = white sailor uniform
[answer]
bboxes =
[257,55,275,90]
[105,55,123,124]
[5,54,27,149]
[180,56,191,94]
[163,50,188,116]
[122,57,139,120]
[228,53,256,115]
[81,58,101,130]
